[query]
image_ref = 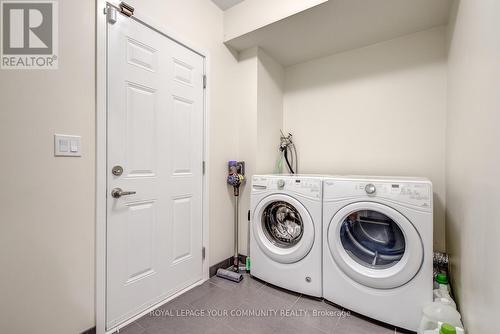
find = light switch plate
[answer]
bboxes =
[54,134,82,157]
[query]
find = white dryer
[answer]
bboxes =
[250,175,323,297]
[323,176,433,331]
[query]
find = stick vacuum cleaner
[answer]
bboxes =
[216,161,245,283]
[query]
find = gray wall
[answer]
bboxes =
[446,0,500,332]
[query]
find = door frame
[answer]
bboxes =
[96,1,210,333]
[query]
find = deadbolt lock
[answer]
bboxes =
[112,165,123,176]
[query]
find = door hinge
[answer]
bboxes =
[119,2,134,17]
[106,6,117,24]
[202,161,206,174]
[203,75,207,89]
[202,247,206,260]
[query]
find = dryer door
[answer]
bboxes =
[253,194,315,264]
[327,202,423,289]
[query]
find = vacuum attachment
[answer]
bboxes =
[227,161,245,196]
[216,268,243,283]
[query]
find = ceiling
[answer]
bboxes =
[225,0,454,66]
[211,0,245,11]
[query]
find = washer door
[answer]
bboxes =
[327,202,423,289]
[253,194,315,264]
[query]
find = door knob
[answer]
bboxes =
[112,165,124,176]
[111,188,136,198]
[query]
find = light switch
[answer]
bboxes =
[59,139,69,152]
[70,140,78,152]
[54,134,82,157]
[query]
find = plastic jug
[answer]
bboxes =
[433,288,457,309]
[418,302,463,334]
[432,273,457,309]
[423,322,465,334]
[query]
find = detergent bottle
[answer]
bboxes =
[434,273,450,291]
[433,273,456,309]
[418,302,463,334]
[422,322,465,334]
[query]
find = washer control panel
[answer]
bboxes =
[252,176,322,198]
[325,179,432,210]
[365,183,376,194]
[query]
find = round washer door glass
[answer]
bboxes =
[340,210,405,269]
[328,202,424,289]
[262,201,304,248]
[252,194,315,264]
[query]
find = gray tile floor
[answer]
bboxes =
[117,273,403,334]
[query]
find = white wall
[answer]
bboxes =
[284,27,448,251]
[446,0,500,332]
[0,0,241,333]
[257,51,284,175]
[223,0,327,41]
[0,1,96,333]
[236,47,259,257]
[236,48,284,256]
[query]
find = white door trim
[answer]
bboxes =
[96,2,210,333]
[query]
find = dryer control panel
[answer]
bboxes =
[324,179,432,210]
[252,176,322,199]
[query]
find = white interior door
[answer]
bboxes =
[106,9,204,329]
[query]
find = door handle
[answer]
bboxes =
[111,188,136,199]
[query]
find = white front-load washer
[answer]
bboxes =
[323,176,433,331]
[250,174,323,297]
